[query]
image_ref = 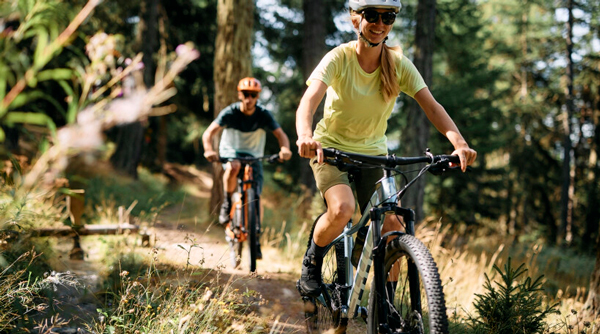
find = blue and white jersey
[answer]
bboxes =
[215,102,281,158]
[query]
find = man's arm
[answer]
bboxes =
[272,127,292,161]
[202,121,223,162]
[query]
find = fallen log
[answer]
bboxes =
[31,223,140,237]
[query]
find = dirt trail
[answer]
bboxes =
[50,164,367,333]
[150,223,307,333]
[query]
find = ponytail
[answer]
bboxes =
[380,44,402,102]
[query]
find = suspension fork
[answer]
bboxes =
[371,206,392,333]
[372,202,418,333]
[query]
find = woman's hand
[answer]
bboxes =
[296,135,324,163]
[451,146,477,172]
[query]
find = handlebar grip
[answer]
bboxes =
[438,155,460,164]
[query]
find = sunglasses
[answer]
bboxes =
[242,91,258,98]
[361,9,397,25]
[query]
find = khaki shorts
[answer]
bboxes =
[310,156,383,212]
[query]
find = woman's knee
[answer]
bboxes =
[327,201,355,224]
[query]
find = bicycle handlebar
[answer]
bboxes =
[322,148,459,168]
[218,154,281,164]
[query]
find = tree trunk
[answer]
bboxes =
[583,233,600,319]
[560,0,575,245]
[110,0,159,178]
[400,0,436,223]
[582,85,600,320]
[210,0,254,216]
[299,0,327,195]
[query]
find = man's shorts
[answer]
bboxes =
[310,156,383,212]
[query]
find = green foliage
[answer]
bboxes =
[468,258,559,334]
[0,0,82,141]
[84,168,186,223]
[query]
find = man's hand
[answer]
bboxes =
[279,146,292,161]
[204,150,219,163]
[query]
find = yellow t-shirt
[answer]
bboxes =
[308,41,427,155]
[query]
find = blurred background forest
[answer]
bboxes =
[1,0,600,333]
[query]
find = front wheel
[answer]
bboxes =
[367,234,448,334]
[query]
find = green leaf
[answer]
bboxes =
[7,90,66,118]
[0,127,4,142]
[33,28,50,71]
[4,111,57,136]
[37,68,74,82]
[58,80,78,124]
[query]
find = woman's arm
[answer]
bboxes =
[414,87,477,171]
[296,80,328,162]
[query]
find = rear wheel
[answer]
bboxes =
[304,218,348,333]
[246,188,258,273]
[367,234,448,334]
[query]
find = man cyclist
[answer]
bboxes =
[202,77,293,258]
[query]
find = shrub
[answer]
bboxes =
[468,257,559,334]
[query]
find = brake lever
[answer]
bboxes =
[267,154,280,163]
[429,163,472,175]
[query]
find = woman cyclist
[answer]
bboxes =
[295,0,477,297]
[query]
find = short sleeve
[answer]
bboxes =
[261,109,280,132]
[214,104,234,127]
[307,46,343,87]
[397,56,427,98]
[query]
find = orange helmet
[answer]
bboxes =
[237,77,262,92]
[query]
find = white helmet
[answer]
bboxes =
[349,0,402,13]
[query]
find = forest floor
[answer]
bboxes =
[45,163,368,333]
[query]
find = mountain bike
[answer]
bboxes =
[303,148,460,334]
[220,154,280,273]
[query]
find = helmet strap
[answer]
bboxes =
[358,17,387,48]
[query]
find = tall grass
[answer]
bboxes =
[92,254,273,334]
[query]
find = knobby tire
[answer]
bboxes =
[367,234,448,334]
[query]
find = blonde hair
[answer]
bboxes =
[350,10,402,102]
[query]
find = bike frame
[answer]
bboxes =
[319,169,411,323]
[314,148,458,333]
[229,164,255,238]
[221,154,280,272]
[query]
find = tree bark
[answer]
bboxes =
[583,232,600,320]
[299,0,327,195]
[210,0,254,215]
[560,0,575,245]
[400,0,436,223]
[582,85,600,320]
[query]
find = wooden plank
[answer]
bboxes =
[32,224,140,237]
